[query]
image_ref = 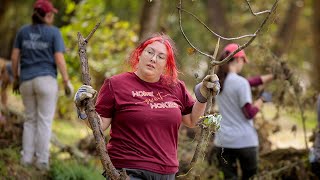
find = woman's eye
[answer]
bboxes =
[158,56,166,60]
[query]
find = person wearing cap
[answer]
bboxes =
[212,43,274,180]
[11,0,73,171]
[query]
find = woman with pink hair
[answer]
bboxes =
[74,33,220,179]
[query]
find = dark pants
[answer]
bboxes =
[215,147,258,180]
[103,168,175,180]
[311,161,320,178]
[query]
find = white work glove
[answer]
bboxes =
[74,85,97,120]
[194,74,220,103]
[64,80,74,98]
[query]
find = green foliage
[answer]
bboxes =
[60,0,138,89]
[49,159,104,180]
[52,118,89,145]
[57,0,138,118]
[0,147,20,177]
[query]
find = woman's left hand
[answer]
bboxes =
[195,74,220,103]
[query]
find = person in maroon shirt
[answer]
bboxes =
[74,33,220,179]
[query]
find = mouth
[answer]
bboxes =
[146,64,155,69]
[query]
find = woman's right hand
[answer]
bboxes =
[74,85,97,119]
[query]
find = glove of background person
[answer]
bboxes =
[194,74,220,103]
[12,76,20,95]
[64,80,74,98]
[74,85,97,120]
[260,91,272,103]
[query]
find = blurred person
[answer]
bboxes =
[213,43,275,180]
[74,33,220,179]
[310,94,320,178]
[0,58,13,123]
[11,0,73,171]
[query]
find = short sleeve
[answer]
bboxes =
[179,81,195,115]
[53,28,65,53]
[95,78,115,118]
[237,80,252,107]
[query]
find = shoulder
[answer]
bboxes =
[17,24,31,33]
[228,73,249,85]
[166,79,189,94]
[44,25,61,34]
[109,72,133,81]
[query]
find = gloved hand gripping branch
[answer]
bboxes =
[74,85,97,120]
[194,74,220,103]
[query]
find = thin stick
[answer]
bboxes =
[246,0,272,16]
[77,22,128,180]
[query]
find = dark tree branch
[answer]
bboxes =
[77,22,128,180]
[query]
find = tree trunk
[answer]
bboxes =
[273,0,304,57]
[312,0,320,92]
[139,0,161,40]
[207,0,229,38]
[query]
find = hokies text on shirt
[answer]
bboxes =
[133,91,179,109]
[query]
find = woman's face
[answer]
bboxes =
[44,12,54,25]
[136,41,168,82]
[235,57,245,73]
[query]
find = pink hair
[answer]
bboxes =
[129,34,178,84]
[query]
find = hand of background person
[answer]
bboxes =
[64,80,74,98]
[195,74,220,103]
[74,85,97,120]
[12,77,20,95]
[260,91,272,103]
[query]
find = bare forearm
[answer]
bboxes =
[84,114,111,132]
[261,74,274,84]
[54,52,69,84]
[253,98,263,109]
[11,48,20,78]
[183,101,206,128]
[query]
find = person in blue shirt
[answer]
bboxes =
[11,0,73,171]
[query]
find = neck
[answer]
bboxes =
[229,65,238,73]
[134,71,160,83]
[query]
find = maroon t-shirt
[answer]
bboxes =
[95,72,195,174]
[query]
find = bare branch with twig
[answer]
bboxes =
[178,0,279,65]
[246,0,272,16]
[77,22,128,180]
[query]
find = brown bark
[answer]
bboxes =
[273,0,304,57]
[312,0,320,91]
[139,0,161,40]
[77,24,128,180]
[0,0,11,21]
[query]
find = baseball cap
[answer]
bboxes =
[223,43,248,63]
[33,0,58,13]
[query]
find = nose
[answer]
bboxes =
[150,54,157,63]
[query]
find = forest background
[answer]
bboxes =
[0,0,319,179]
